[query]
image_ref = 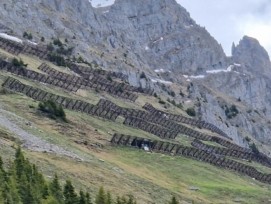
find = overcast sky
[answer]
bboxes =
[90,0,271,56]
[179,0,271,56]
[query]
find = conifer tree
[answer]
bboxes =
[105,192,112,204]
[14,147,25,179]
[13,147,48,203]
[0,150,141,204]
[7,170,22,204]
[95,187,106,204]
[79,190,86,204]
[127,195,136,204]
[63,180,78,204]
[42,196,59,204]
[49,174,63,203]
[1,182,10,204]
[120,196,127,204]
[31,164,49,200]
[169,196,179,204]
[18,174,35,204]
[115,196,122,204]
[0,156,3,170]
[0,191,4,204]
[0,157,6,187]
[42,184,49,200]
[86,192,92,204]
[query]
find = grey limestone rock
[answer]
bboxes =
[106,0,228,74]
[232,36,271,76]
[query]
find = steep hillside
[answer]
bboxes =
[1,0,270,149]
[0,0,271,203]
[0,34,270,203]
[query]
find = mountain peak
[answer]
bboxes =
[232,35,271,75]
[111,0,194,25]
[108,0,226,74]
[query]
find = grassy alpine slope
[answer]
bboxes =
[0,43,271,204]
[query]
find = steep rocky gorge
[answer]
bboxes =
[0,0,271,153]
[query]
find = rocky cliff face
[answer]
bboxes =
[0,0,228,74]
[105,0,228,74]
[214,36,271,117]
[0,0,271,151]
[194,36,271,148]
[0,0,104,45]
[232,36,271,76]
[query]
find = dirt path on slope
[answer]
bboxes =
[0,105,83,160]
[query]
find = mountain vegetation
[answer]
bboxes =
[0,0,271,203]
[0,148,179,204]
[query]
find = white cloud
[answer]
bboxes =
[178,0,271,56]
[237,14,271,54]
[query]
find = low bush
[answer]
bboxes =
[176,103,183,109]
[12,58,27,67]
[158,99,166,104]
[117,86,124,93]
[171,99,176,106]
[29,104,35,109]
[244,136,251,142]
[38,100,67,122]
[225,105,239,119]
[47,43,54,51]
[47,53,66,66]
[107,75,113,82]
[53,38,63,47]
[140,71,146,79]
[249,143,259,155]
[56,46,74,55]
[169,90,176,97]
[23,31,33,40]
[179,90,185,97]
[186,107,196,117]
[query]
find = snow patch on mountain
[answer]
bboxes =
[27,40,37,45]
[183,64,241,81]
[0,33,22,43]
[89,0,115,8]
[151,78,172,84]
[154,69,171,73]
[190,75,205,79]
[206,65,241,74]
[206,65,233,74]
[183,74,205,80]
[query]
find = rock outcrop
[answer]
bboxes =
[104,0,228,74]
[195,36,271,146]
[232,36,271,76]
[0,0,228,75]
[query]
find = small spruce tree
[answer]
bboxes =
[85,192,92,204]
[95,187,106,204]
[63,180,78,204]
[169,196,179,204]
[79,190,86,204]
[105,192,112,204]
[127,195,136,204]
[49,174,63,203]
